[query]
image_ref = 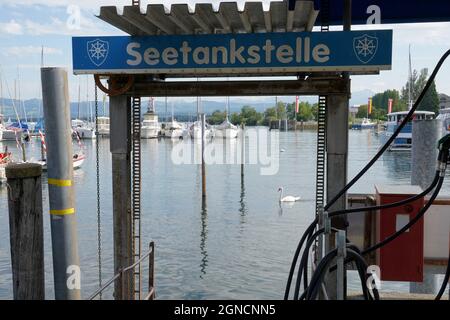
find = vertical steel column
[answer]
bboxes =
[41,67,81,300]
[110,95,133,300]
[132,96,142,300]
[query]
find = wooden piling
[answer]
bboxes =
[201,113,206,198]
[6,163,44,300]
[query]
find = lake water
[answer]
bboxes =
[0,129,448,299]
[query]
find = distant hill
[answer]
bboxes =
[0,89,377,120]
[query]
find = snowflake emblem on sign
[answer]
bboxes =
[87,39,109,67]
[353,34,378,64]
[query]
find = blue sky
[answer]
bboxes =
[1,0,450,104]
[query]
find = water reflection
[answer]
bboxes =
[199,198,208,278]
[239,175,247,226]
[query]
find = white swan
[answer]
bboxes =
[278,187,301,202]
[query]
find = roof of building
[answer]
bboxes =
[98,1,319,36]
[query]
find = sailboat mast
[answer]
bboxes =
[77,82,81,120]
[408,45,413,110]
[0,72,3,116]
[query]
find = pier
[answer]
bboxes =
[1,0,449,305]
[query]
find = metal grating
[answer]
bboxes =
[98,1,319,36]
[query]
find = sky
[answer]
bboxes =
[1,0,450,104]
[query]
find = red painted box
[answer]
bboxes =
[375,185,424,282]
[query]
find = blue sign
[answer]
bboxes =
[72,31,392,76]
[309,0,450,25]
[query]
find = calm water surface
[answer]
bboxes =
[0,130,448,299]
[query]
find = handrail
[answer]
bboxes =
[89,242,155,300]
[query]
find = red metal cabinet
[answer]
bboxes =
[375,185,424,282]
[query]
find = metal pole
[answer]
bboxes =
[201,113,206,198]
[336,230,346,300]
[41,67,81,300]
[6,163,44,300]
[410,119,441,294]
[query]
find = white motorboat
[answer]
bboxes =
[164,120,184,139]
[215,118,238,139]
[383,111,435,151]
[0,114,18,141]
[0,147,12,184]
[141,98,160,139]
[37,153,86,171]
[72,119,96,139]
[96,116,110,137]
[436,108,450,136]
[190,121,214,140]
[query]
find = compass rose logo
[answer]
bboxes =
[353,34,378,64]
[87,39,109,67]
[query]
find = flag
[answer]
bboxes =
[388,98,393,114]
[295,96,299,114]
[368,98,373,115]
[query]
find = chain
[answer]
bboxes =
[95,83,102,299]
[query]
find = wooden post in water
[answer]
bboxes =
[6,163,44,300]
[201,113,206,198]
[241,123,245,178]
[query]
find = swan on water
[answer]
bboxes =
[278,187,301,202]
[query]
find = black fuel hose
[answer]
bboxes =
[328,170,440,218]
[435,254,450,300]
[324,49,450,212]
[284,218,317,300]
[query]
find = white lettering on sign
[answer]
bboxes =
[367,5,381,24]
[125,38,331,68]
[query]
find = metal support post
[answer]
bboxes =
[336,230,347,300]
[41,67,81,300]
[201,113,206,198]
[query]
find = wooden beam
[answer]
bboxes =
[127,78,349,97]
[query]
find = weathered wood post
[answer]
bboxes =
[201,113,206,198]
[6,163,44,300]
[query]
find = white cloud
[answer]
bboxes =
[2,46,63,57]
[0,19,23,35]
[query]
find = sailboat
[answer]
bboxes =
[35,130,85,170]
[0,146,12,184]
[141,98,160,139]
[0,74,19,141]
[164,99,184,139]
[72,83,96,139]
[215,96,238,139]
[384,46,435,151]
[189,96,213,140]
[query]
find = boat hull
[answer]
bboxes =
[215,128,238,139]
[141,127,159,139]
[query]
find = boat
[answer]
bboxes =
[351,118,376,130]
[36,153,86,171]
[141,98,160,139]
[189,121,214,140]
[436,108,450,136]
[0,115,19,141]
[215,97,238,139]
[163,120,184,139]
[383,111,435,151]
[96,116,110,137]
[71,84,96,139]
[0,146,12,184]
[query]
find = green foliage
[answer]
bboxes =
[208,110,226,125]
[401,68,439,114]
[372,89,405,113]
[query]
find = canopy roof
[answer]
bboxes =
[98,1,319,36]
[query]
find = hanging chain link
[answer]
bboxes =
[94,84,103,299]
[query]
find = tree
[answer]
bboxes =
[401,68,439,114]
[208,110,226,125]
[372,89,405,113]
[263,107,278,126]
